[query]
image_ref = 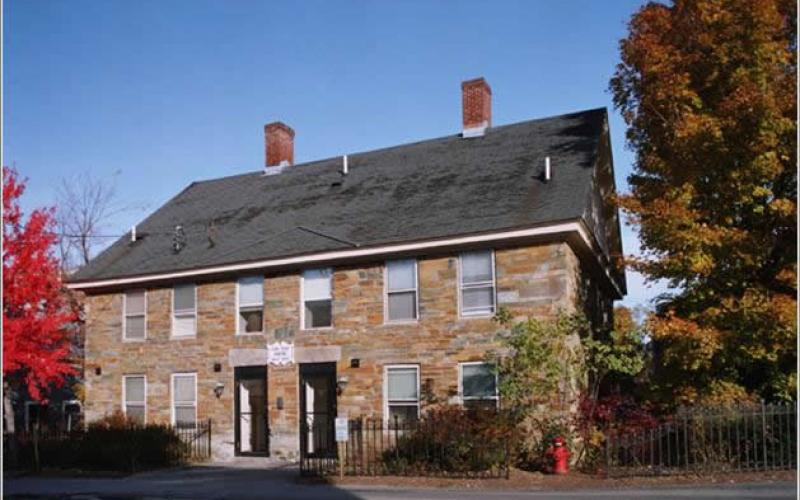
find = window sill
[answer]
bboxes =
[459,312,495,320]
[383,319,419,326]
[122,338,146,343]
[235,331,265,337]
[170,335,197,340]
[300,326,334,332]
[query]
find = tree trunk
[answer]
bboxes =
[3,380,18,467]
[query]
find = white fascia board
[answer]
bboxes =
[67,221,621,295]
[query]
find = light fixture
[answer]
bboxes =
[214,382,225,399]
[336,376,349,396]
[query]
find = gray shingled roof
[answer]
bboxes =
[70,108,613,284]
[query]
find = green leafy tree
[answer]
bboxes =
[610,0,796,403]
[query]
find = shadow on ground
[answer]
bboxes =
[4,461,364,500]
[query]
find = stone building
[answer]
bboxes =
[68,78,625,460]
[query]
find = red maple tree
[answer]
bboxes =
[3,166,77,401]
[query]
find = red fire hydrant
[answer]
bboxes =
[546,436,570,475]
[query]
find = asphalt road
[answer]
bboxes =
[3,465,796,500]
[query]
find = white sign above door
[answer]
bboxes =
[267,341,294,366]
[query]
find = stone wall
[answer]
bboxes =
[83,241,604,459]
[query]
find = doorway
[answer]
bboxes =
[299,362,336,458]
[234,366,269,456]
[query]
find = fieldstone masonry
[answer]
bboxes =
[83,242,609,460]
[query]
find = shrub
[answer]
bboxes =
[17,411,187,472]
[381,405,514,475]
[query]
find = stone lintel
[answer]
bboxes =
[294,345,341,363]
[228,348,269,367]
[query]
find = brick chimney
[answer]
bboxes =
[264,122,295,167]
[461,77,492,137]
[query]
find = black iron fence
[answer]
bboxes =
[605,402,796,476]
[175,419,213,461]
[300,416,510,478]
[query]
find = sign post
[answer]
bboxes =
[335,417,348,479]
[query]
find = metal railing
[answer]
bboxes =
[175,419,213,461]
[300,416,510,478]
[605,402,796,476]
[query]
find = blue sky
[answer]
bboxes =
[3,0,667,308]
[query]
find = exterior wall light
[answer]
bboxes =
[336,376,349,396]
[214,382,225,399]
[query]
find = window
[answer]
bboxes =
[123,375,146,424]
[237,276,264,334]
[302,268,332,329]
[385,365,419,426]
[24,402,48,431]
[123,290,146,340]
[172,373,197,427]
[386,259,418,322]
[459,250,495,316]
[460,362,498,411]
[62,400,82,432]
[172,284,196,337]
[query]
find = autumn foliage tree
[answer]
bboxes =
[3,166,77,415]
[610,0,796,403]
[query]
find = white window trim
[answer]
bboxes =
[122,290,147,342]
[122,374,147,424]
[457,249,497,318]
[299,268,333,331]
[235,276,264,335]
[171,284,198,338]
[458,362,499,407]
[383,259,419,324]
[170,372,198,426]
[24,401,47,431]
[383,364,421,425]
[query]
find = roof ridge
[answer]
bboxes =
[190,106,608,185]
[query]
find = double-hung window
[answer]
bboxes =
[386,259,418,322]
[123,290,146,340]
[237,276,264,334]
[302,268,332,329]
[460,362,498,411]
[172,373,197,427]
[123,375,146,424]
[459,250,496,316]
[172,284,196,337]
[385,365,420,426]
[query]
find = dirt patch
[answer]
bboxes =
[304,468,796,491]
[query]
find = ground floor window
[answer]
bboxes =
[385,365,420,427]
[123,375,146,424]
[62,400,82,431]
[24,402,49,431]
[460,362,498,411]
[172,373,197,426]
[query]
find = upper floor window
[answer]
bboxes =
[237,276,264,334]
[302,268,332,329]
[386,259,418,322]
[123,290,146,340]
[459,362,498,411]
[172,284,196,337]
[123,375,146,424]
[459,250,495,317]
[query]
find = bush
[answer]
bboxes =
[381,405,514,475]
[17,411,187,472]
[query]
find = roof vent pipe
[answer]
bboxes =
[131,225,137,242]
[342,155,348,175]
[544,156,551,182]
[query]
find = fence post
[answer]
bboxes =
[760,400,767,470]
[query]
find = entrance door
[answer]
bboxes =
[299,362,336,458]
[234,366,269,456]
